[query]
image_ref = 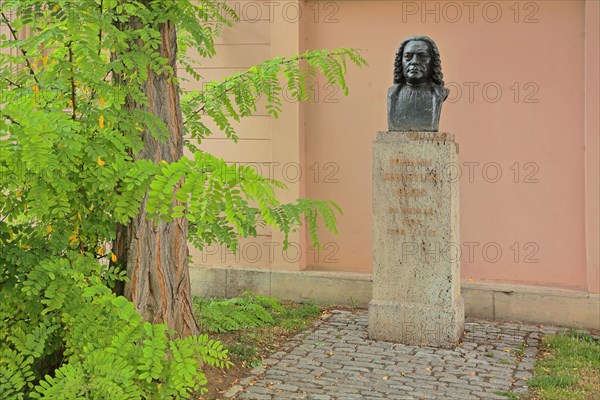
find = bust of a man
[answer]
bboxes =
[387,36,449,132]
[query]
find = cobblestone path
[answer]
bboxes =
[226,309,559,400]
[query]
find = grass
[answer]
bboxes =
[496,390,519,399]
[513,342,527,357]
[525,330,599,400]
[227,342,257,362]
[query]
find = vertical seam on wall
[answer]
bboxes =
[268,269,272,297]
[225,268,229,298]
[492,291,496,320]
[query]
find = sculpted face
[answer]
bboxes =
[402,40,432,85]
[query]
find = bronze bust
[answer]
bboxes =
[387,36,449,132]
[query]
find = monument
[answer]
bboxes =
[368,36,464,347]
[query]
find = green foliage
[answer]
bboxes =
[0,253,231,399]
[181,48,367,142]
[147,151,344,249]
[193,291,285,333]
[193,292,321,334]
[194,295,321,372]
[1,0,364,397]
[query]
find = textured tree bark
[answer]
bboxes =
[114,20,199,336]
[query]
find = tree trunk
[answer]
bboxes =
[114,20,199,336]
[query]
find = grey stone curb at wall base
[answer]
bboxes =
[189,266,600,330]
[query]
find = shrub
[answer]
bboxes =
[0,253,232,399]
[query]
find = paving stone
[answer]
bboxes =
[227,310,564,399]
[224,385,243,398]
[238,393,271,400]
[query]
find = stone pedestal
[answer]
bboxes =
[368,131,464,347]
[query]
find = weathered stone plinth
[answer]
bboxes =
[368,131,464,347]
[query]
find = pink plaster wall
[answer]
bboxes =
[584,0,600,293]
[302,0,594,291]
